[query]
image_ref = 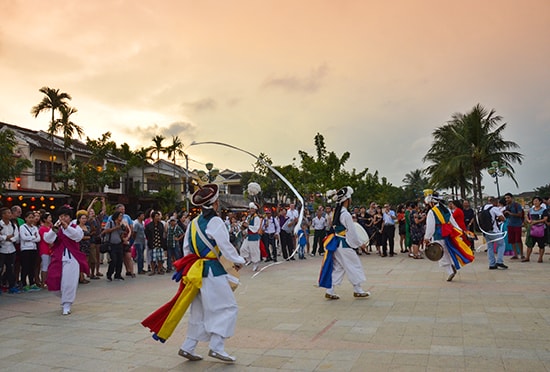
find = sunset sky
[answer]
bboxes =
[1,0,549,196]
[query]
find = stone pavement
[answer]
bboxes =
[1,246,550,372]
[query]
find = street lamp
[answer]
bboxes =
[184,153,189,211]
[487,161,508,198]
[197,162,219,182]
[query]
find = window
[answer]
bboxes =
[35,160,62,182]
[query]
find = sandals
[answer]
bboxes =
[325,293,340,300]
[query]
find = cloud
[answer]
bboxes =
[136,121,196,144]
[261,64,328,93]
[182,98,217,112]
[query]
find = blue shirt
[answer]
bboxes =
[505,202,524,227]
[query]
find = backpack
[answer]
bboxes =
[478,206,494,232]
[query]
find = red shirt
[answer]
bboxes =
[452,208,467,231]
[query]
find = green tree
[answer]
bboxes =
[402,169,430,201]
[152,185,179,213]
[132,147,153,194]
[113,144,153,194]
[0,129,32,193]
[55,105,84,190]
[59,132,119,208]
[424,104,523,207]
[243,133,398,208]
[30,87,72,190]
[534,184,550,197]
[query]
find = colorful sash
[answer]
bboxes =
[141,218,217,342]
[432,206,475,269]
[318,230,345,288]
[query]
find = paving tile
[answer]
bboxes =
[0,249,549,371]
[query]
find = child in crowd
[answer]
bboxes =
[297,222,308,259]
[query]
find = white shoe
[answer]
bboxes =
[62,309,71,315]
[253,264,258,272]
[178,349,203,361]
[208,349,236,362]
[353,291,371,298]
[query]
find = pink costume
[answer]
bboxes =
[44,221,89,314]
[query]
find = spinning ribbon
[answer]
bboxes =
[189,141,305,278]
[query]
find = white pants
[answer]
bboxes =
[181,270,238,353]
[436,239,455,275]
[60,248,80,309]
[330,246,366,289]
[240,238,260,264]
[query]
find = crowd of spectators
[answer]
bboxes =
[2,194,549,294]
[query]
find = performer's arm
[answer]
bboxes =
[341,210,362,248]
[247,216,261,234]
[63,222,84,243]
[182,225,191,256]
[424,210,435,244]
[207,218,245,265]
[43,227,57,244]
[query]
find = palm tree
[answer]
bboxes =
[165,135,185,179]
[149,135,167,191]
[424,125,472,198]
[424,104,523,207]
[149,135,166,162]
[56,105,83,189]
[31,87,72,190]
[130,147,152,193]
[402,169,429,200]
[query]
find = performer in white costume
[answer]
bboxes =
[239,202,262,271]
[423,189,474,282]
[322,186,370,300]
[179,184,245,362]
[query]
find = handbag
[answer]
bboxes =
[530,223,545,238]
[100,223,112,253]
[100,240,111,253]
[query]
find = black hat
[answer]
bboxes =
[192,184,219,208]
[57,206,73,219]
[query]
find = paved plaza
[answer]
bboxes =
[1,245,550,372]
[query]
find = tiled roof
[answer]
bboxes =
[0,121,125,165]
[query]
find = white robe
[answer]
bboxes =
[239,215,261,264]
[181,215,245,342]
[331,207,366,287]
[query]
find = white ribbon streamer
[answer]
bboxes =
[189,141,305,276]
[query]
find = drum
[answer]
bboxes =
[354,222,370,245]
[425,242,444,261]
[219,256,240,291]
